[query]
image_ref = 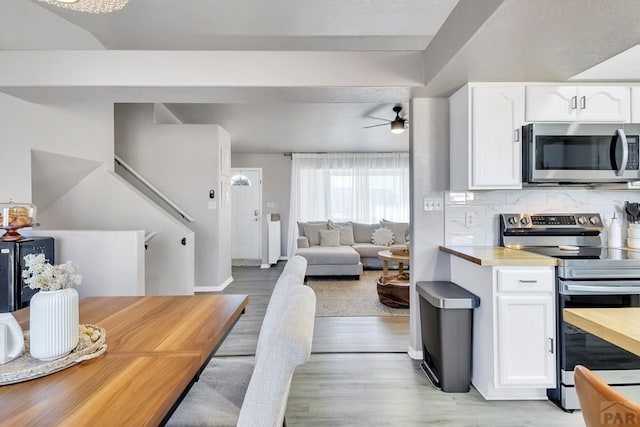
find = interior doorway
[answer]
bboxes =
[230,168,263,264]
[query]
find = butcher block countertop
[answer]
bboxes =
[439,246,558,266]
[564,308,640,357]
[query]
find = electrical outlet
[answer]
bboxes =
[423,197,443,211]
[465,212,475,228]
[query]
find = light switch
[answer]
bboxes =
[423,197,443,211]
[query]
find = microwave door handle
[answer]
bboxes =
[616,128,629,177]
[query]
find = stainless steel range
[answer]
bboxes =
[500,213,640,411]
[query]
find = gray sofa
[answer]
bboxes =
[295,220,409,278]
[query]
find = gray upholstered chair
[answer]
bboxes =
[167,257,314,427]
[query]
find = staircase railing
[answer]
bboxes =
[114,155,195,222]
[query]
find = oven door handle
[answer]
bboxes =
[562,281,640,295]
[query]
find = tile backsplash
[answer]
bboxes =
[444,189,640,246]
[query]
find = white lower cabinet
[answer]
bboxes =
[450,258,556,400]
[496,294,555,388]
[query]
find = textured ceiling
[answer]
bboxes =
[32,0,459,51]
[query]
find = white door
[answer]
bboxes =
[230,168,262,260]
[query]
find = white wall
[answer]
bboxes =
[409,98,451,357]
[39,168,195,295]
[28,229,145,297]
[231,153,291,262]
[114,104,231,289]
[0,93,114,202]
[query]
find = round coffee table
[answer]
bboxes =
[378,250,409,277]
[377,250,410,308]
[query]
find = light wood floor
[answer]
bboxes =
[215,262,584,426]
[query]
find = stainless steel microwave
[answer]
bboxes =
[522,123,640,184]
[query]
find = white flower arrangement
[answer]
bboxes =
[22,254,82,291]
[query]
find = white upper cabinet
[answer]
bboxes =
[450,84,524,191]
[526,85,630,123]
[632,87,640,123]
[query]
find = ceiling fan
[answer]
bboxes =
[363,105,409,134]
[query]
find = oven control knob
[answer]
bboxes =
[520,217,530,226]
[507,217,517,225]
[589,216,600,225]
[577,216,587,225]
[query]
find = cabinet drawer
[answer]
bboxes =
[497,269,553,293]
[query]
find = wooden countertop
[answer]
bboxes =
[439,246,558,266]
[1,295,249,426]
[563,307,640,357]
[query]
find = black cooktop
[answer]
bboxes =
[522,246,640,261]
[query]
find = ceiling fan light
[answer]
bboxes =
[38,0,129,13]
[390,120,405,134]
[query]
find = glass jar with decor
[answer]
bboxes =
[0,200,38,241]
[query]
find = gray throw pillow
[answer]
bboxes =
[351,222,380,243]
[302,222,328,246]
[297,220,327,237]
[319,229,341,247]
[328,220,355,245]
[381,219,409,244]
[372,227,394,246]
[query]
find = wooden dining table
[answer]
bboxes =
[0,294,248,427]
[563,307,640,357]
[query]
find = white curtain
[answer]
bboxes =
[287,152,409,256]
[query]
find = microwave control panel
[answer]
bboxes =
[627,136,639,170]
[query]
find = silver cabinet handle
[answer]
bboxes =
[518,280,538,284]
[580,96,586,109]
[514,129,520,142]
[571,96,578,110]
[549,337,554,354]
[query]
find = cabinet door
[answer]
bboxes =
[632,87,640,123]
[577,86,630,122]
[525,86,577,122]
[471,86,524,189]
[496,295,555,388]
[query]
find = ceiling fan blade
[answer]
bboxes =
[363,123,390,129]
[365,115,391,122]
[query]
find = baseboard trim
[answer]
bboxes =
[278,255,289,261]
[260,264,270,269]
[195,276,233,293]
[408,346,423,360]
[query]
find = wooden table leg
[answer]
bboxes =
[383,259,388,277]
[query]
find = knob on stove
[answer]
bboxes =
[589,216,600,225]
[577,216,587,225]
[520,217,530,226]
[507,217,517,225]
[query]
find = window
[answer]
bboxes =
[288,152,409,255]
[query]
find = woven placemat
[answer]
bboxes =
[0,324,107,386]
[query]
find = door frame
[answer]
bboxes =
[230,167,263,261]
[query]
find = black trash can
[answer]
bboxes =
[416,281,480,392]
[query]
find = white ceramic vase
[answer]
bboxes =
[29,288,79,361]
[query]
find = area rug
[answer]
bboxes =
[305,271,410,317]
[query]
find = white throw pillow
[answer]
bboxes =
[371,227,394,246]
